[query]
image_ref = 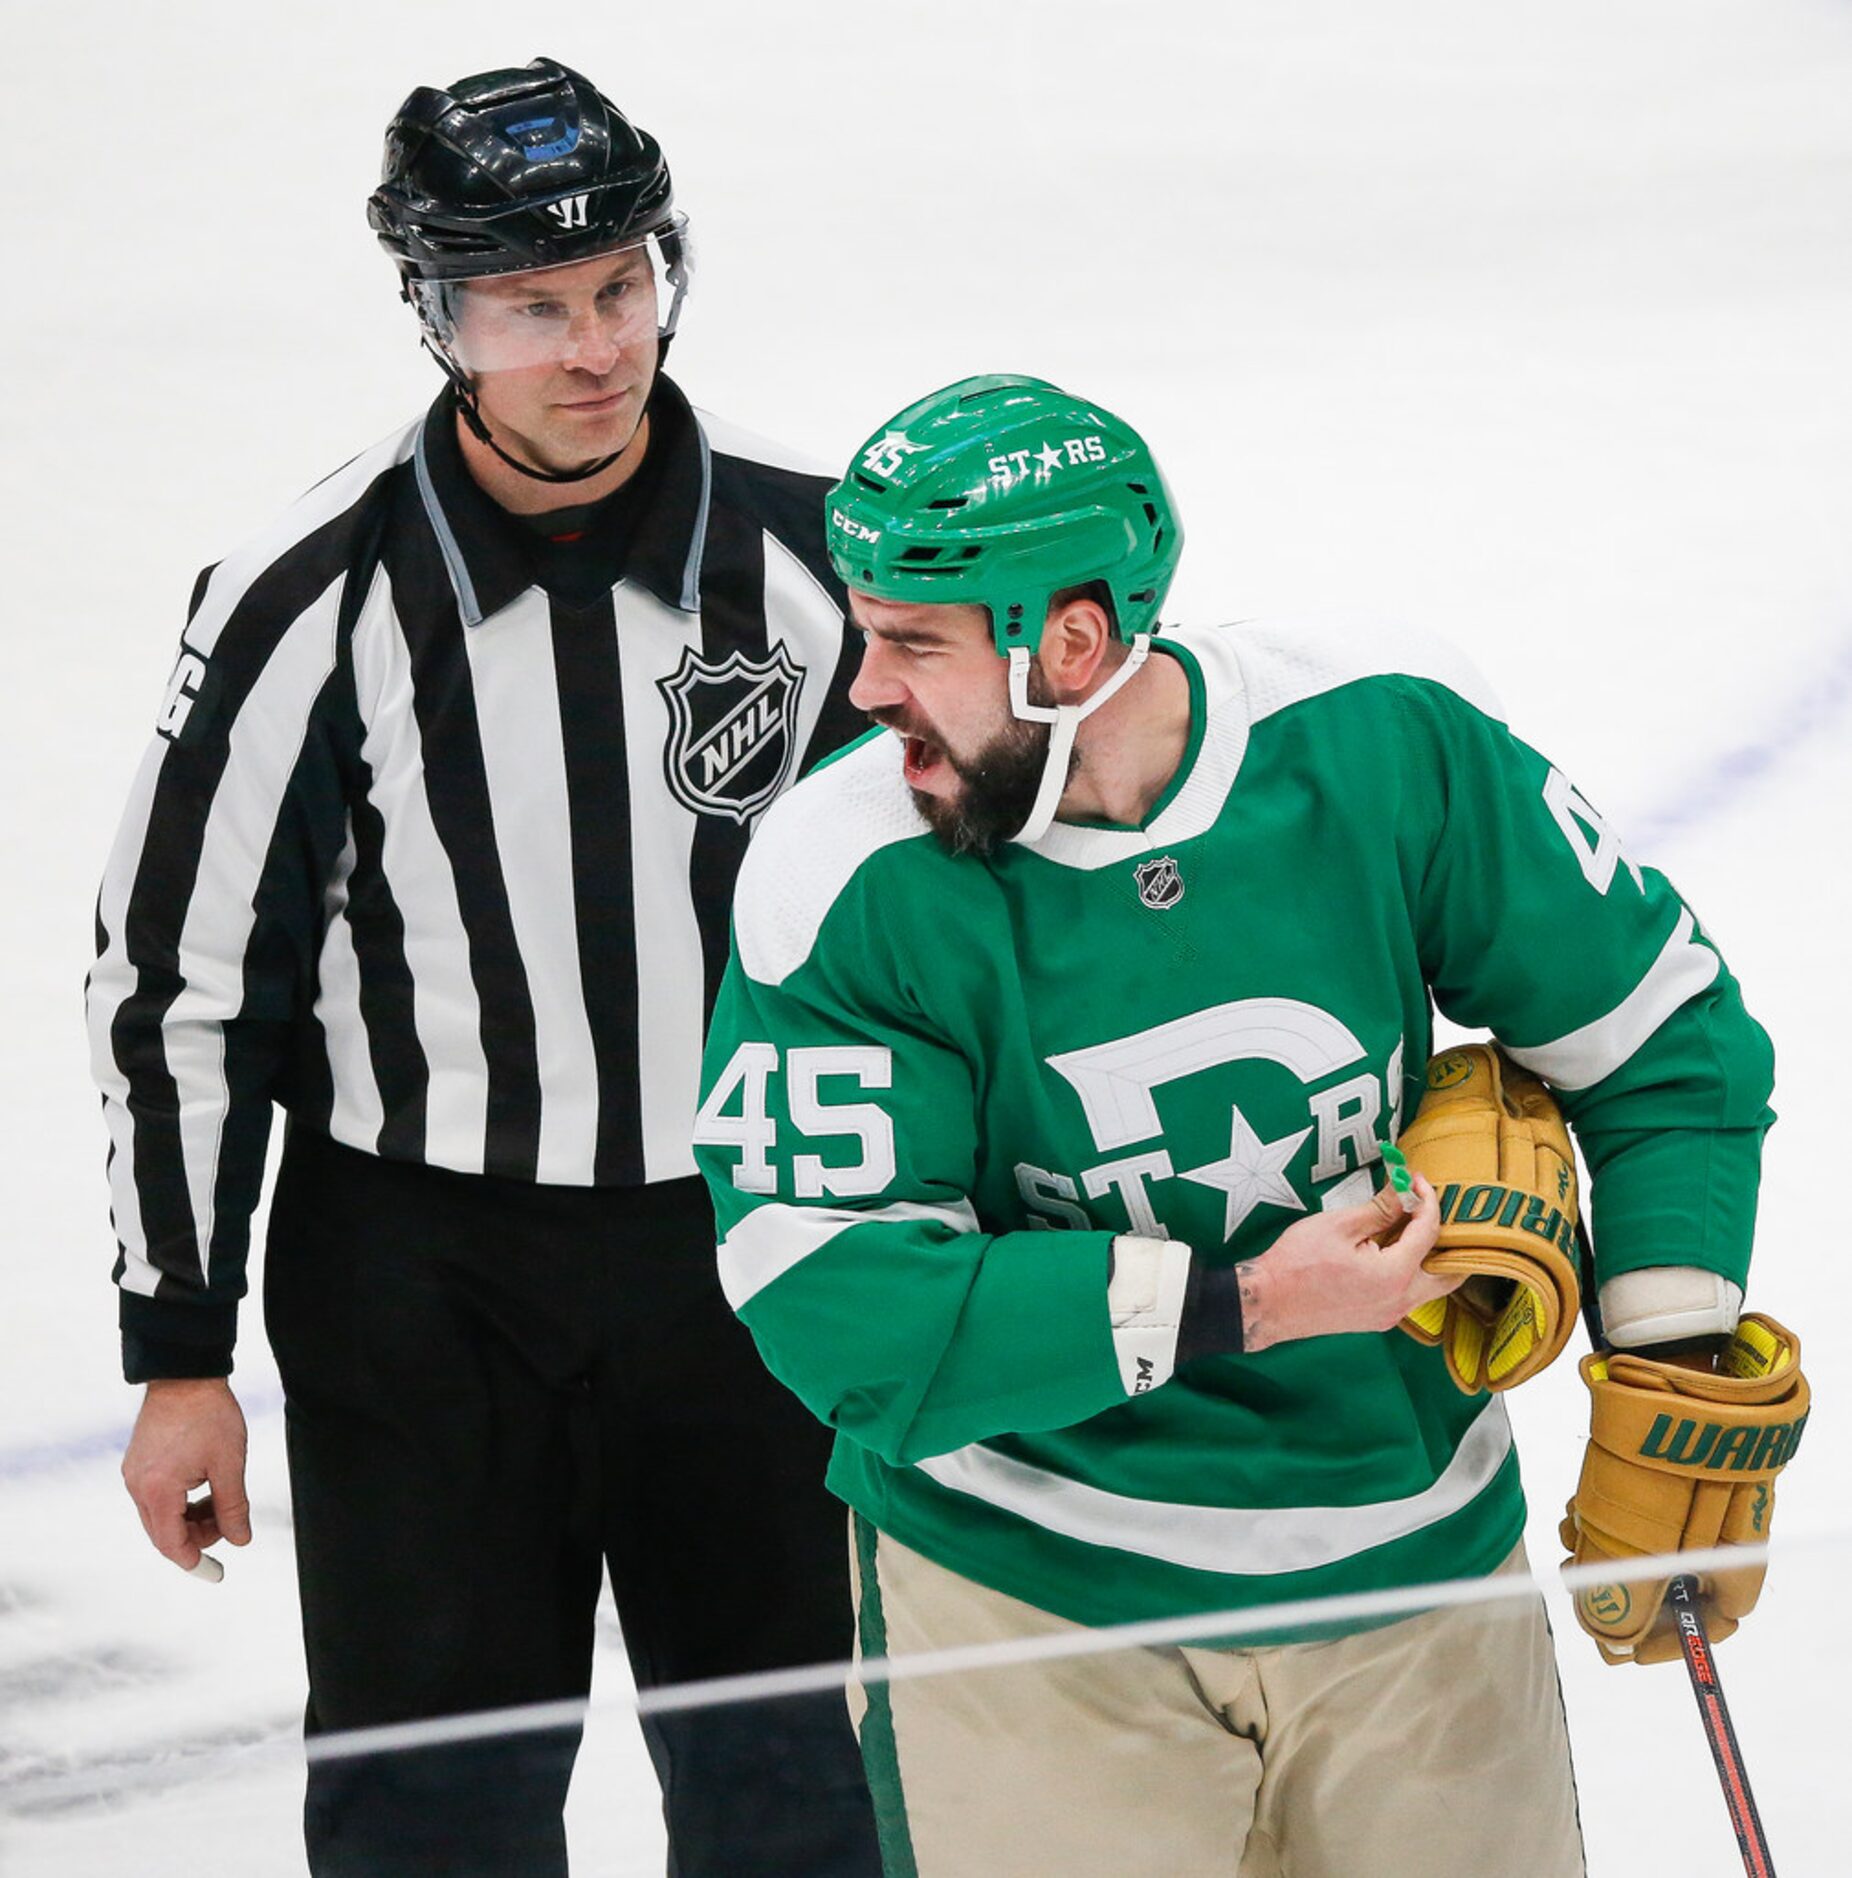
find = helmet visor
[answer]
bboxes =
[409,220,689,375]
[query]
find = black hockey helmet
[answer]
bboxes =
[367,57,677,283]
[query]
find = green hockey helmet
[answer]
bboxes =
[826,375,1182,656]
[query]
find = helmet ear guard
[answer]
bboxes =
[970,507,1157,657]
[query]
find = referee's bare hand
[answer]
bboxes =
[122,1377,251,1573]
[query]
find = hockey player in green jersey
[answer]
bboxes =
[693,375,1786,1875]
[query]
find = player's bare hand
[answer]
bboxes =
[1240,1173,1460,1352]
[121,1377,251,1573]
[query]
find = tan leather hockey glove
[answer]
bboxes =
[1395,1045,1581,1392]
[1560,1315,1808,1665]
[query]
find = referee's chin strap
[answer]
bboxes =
[1007,634,1152,846]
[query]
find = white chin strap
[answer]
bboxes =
[1007,633,1151,845]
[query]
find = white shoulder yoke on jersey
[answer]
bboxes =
[735,732,927,986]
[694,406,836,479]
[1027,617,1504,873]
[187,420,421,659]
[735,617,1505,984]
[1229,614,1506,727]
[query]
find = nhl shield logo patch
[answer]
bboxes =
[659,643,806,825]
[1133,856,1184,910]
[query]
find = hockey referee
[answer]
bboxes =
[87,58,880,1878]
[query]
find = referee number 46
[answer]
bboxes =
[695,1042,896,1199]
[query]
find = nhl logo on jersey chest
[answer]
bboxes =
[1133,856,1184,910]
[658,643,805,825]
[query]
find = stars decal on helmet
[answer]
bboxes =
[987,433,1110,490]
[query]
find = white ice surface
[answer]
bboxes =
[5,1,1851,1872]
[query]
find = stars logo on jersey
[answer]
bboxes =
[1133,856,1184,910]
[1037,999,1405,1246]
[658,643,805,825]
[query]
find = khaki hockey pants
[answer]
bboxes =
[848,1519,1584,1878]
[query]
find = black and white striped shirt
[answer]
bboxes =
[88,376,863,1378]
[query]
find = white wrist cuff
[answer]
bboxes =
[1600,1266,1744,1347]
[1107,1234,1193,1397]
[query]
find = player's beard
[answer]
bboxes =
[891,668,1073,857]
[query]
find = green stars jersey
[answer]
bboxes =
[693,619,1774,1631]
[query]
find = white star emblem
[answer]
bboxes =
[1035,441,1065,474]
[1178,1103,1311,1241]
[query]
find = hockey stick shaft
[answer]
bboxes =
[1669,1574,1775,1877]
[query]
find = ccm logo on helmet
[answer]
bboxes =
[831,509,880,545]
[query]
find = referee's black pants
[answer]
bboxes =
[265,1124,881,1878]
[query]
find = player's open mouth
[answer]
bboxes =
[902,733,946,786]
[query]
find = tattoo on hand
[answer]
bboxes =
[1237,1259,1265,1354]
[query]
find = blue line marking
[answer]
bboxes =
[1626,628,1852,850]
